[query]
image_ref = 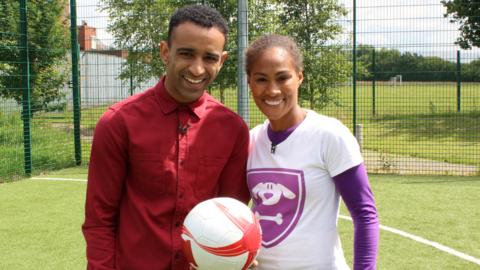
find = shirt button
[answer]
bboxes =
[179,160,184,166]
[175,221,181,227]
[175,253,180,259]
[179,193,184,199]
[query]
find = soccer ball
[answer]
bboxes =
[181,197,262,270]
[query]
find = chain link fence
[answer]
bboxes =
[1,0,77,180]
[1,0,479,181]
[352,1,480,175]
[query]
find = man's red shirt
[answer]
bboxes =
[82,78,250,270]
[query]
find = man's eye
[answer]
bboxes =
[180,52,192,57]
[205,56,218,62]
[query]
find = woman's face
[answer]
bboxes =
[248,47,304,130]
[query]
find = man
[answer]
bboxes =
[82,5,250,270]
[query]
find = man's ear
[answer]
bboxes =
[160,41,169,64]
[219,51,228,68]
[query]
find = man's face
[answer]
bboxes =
[160,22,228,103]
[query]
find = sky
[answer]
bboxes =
[75,0,480,62]
[338,0,480,61]
[76,1,112,45]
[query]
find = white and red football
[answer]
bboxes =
[181,197,262,270]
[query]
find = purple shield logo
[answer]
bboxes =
[247,168,306,248]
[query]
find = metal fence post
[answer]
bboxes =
[237,0,249,124]
[372,48,376,116]
[352,0,357,134]
[456,50,461,112]
[355,124,363,152]
[70,0,82,165]
[20,0,32,176]
[130,59,134,96]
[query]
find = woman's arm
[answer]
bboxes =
[333,163,379,270]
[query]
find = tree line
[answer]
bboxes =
[1,0,350,112]
[1,0,479,114]
[356,45,480,82]
[0,0,70,114]
[101,0,350,110]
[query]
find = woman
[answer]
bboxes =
[246,34,379,270]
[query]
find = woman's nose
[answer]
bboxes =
[265,82,281,95]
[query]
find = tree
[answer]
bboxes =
[396,52,422,81]
[355,44,376,81]
[103,0,350,110]
[275,0,350,110]
[102,0,281,102]
[0,0,70,114]
[442,0,480,49]
[203,0,239,102]
[416,56,456,82]
[0,1,18,90]
[101,0,180,85]
[101,0,242,102]
[374,48,401,81]
[463,59,480,82]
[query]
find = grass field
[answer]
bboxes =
[215,82,480,167]
[335,82,480,118]
[0,167,479,269]
[0,113,77,180]
[1,81,479,181]
[333,83,479,167]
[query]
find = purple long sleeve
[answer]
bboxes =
[333,163,379,270]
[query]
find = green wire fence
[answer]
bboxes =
[1,0,479,181]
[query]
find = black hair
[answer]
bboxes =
[245,34,304,75]
[168,5,228,46]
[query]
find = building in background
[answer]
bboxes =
[78,21,106,51]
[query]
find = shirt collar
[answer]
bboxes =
[154,76,208,119]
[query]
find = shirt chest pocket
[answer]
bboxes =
[129,153,173,197]
[195,156,228,200]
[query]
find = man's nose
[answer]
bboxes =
[188,58,206,76]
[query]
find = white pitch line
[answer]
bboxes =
[338,214,480,266]
[31,177,87,182]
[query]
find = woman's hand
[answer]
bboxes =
[249,260,258,268]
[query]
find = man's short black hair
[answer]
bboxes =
[168,5,228,46]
